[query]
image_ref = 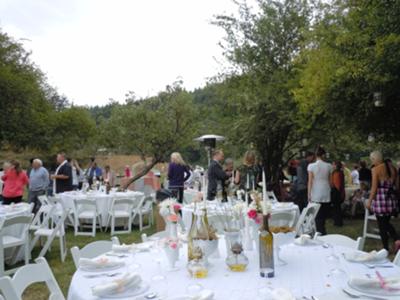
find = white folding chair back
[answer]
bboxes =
[393,250,400,267]
[132,195,153,231]
[315,234,364,250]
[70,237,120,269]
[362,208,380,240]
[295,202,321,237]
[270,210,297,228]
[31,197,68,262]
[73,198,101,237]
[11,257,64,299]
[107,198,136,235]
[0,276,20,299]
[0,215,33,276]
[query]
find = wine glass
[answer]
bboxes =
[325,244,346,280]
[185,262,204,297]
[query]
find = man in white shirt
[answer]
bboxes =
[351,165,360,185]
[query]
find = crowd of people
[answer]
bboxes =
[0,153,120,213]
[166,147,400,252]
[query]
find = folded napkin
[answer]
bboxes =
[79,257,124,270]
[344,249,388,263]
[92,272,142,297]
[192,289,214,300]
[112,244,134,253]
[294,234,311,245]
[270,288,295,300]
[349,275,400,292]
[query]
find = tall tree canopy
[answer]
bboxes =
[214,0,314,182]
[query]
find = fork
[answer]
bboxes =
[84,272,121,278]
[364,263,393,269]
[342,288,388,300]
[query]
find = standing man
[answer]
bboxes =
[207,149,231,200]
[51,153,73,194]
[28,159,49,214]
[295,151,314,212]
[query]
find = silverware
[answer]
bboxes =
[84,272,121,278]
[364,263,393,269]
[342,288,387,300]
[105,253,128,258]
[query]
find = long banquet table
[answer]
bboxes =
[67,236,400,300]
[56,190,144,227]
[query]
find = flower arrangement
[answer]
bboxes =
[247,191,271,224]
[159,199,182,223]
[160,237,180,250]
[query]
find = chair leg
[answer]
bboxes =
[24,238,30,265]
[92,216,96,237]
[139,213,143,232]
[0,244,4,276]
[111,216,115,236]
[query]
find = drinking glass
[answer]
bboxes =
[151,274,168,299]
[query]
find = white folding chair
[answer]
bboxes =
[362,208,380,240]
[0,214,33,276]
[270,210,297,228]
[295,202,321,237]
[70,237,120,269]
[0,276,20,300]
[107,198,136,235]
[393,250,400,267]
[30,197,68,262]
[132,195,154,231]
[315,234,364,250]
[11,257,64,299]
[73,198,102,237]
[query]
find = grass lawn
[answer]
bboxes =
[17,215,396,300]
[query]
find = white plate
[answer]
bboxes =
[348,280,400,296]
[167,295,193,300]
[98,281,149,298]
[343,252,389,264]
[80,263,123,273]
[293,239,322,247]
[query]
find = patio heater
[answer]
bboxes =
[194,134,225,166]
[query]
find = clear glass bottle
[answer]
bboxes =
[187,210,198,262]
[259,214,274,278]
[226,242,249,272]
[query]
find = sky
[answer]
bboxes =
[0,0,240,106]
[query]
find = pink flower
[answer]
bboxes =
[173,204,182,212]
[255,214,262,224]
[167,214,178,223]
[247,209,257,219]
[170,242,178,249]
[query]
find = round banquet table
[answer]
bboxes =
[181,201,300,230]
[56,190,144,227]
[0,203,32,263]
[67,236,400,300]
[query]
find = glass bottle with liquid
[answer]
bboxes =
[259,214,274,278]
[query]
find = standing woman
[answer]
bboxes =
[1,160,29,205]
[307,146,332,235]
[168,152,190,203]
[331,161,345,227]
[235,150,260,191]
[366,151,399,251]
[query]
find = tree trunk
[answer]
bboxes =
[121,158,159,190]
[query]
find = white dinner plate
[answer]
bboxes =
[167,295,193,300]
[80,263,123,273]
[348,280,400,296]
[97,281,149,298]
[293,239,322,247]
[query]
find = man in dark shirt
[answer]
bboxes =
[358,160,372,186]
[295,151,314,212]
[207,149,231,200]
[51,153,73,194]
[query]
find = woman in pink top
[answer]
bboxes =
[1,160,29,205]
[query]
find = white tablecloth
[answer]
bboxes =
[67,236,400,300]
[182,202,300,230]
[56,191,144,227]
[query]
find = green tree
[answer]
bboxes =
[101,84,198,185]
[295,0,400,142]
[214,0,313,182]
[0,29,53,150]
